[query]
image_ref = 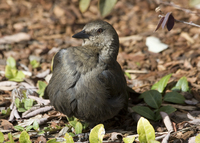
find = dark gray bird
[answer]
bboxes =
[44,20,129,123]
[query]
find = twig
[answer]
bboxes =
[160,1,200,16]
[175,19,200,28]
[125,70,149,74]
[22,106,53,118]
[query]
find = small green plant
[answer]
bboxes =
[30,59,40,69]
[196,134,200,143]
[15,96,35,113]
[19,131,31,143]
[5,56,25,82]
[79,0,117,17]
[137,117,160,143]
[89,124,105,143]
[133,74,188,121]
[14,120,44,135]
[1,132,15,143]
[37,80,47,98]
[123,136,135,143]
[66,116,89,136]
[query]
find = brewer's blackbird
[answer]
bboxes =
[44,20,129,123]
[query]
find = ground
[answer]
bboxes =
[0,0,200,142]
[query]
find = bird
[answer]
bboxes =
[44,20,129,124]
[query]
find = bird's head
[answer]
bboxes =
[72,20,119,59]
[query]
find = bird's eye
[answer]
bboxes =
[97,28,103,34]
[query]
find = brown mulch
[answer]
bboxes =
[0,0,200,142]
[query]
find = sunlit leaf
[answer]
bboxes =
[14,125,24,132]
[137,117,155,143]
[7,56,16,68]
[9,70,25,82]
[98,0,117,17]
[19,131,31,143]
[195,134,200,143]
[0,131,4,142]
[46,138,59,143]
[64,133,74,143]
[125,72,131,79]
[189,0,200,7]
[123,136,135,143]
[26,125,33,132]
[24,99,34,110]
[33,120,39,131]
[8,133,14,143]
[89,124,105,143]
[37,81,47,97]
[172,76,189,92]
[75,121,82,134]
[30,60,40,69]
[151,74,172,93]
[79,0,91,13]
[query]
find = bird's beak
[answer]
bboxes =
[72,30,90,39]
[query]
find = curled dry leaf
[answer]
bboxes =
[155,12,175,31]
[0,32,31,44]
[160,111,173,132]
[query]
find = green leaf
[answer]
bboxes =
[79,0,91,13]
[24,99,34,110]
[37,81,47,97]
[14,125,24,132]
[67,116,75,122]
[5,66,17,79]
[172,76,189,92]
[189,0,200,7]
[30,60,40,69]
[132,106,155,120]
[155,106,177,121]
[123,136,135,143]
[83,122,89,130]
[7,57,16,68]
[75,121,82,134]
[33,120,39,131]
[8,133,14,143]
[151,74,172,93]
[69,120,77,128]
[2,108,11,115]
[98,0,117,17]
[125,72,131,80]
[46,138,59,143]
[18,107,27,112]
[19,131,31,143]
[64,133,74,143]
[164,91,185,104]
[15,98,20,108]
[137,117,155,143]
[89,124,105,143]
[149,139,160,143]
[68,132,75,137]
[38,130,45,135]
[141,90,162,109]
[195,134,200,143]
[9,71,25,82]
[0,131,4,142]
[25,126,33,132]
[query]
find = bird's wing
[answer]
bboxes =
[44,48,81,116]
[97,62,128,99]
